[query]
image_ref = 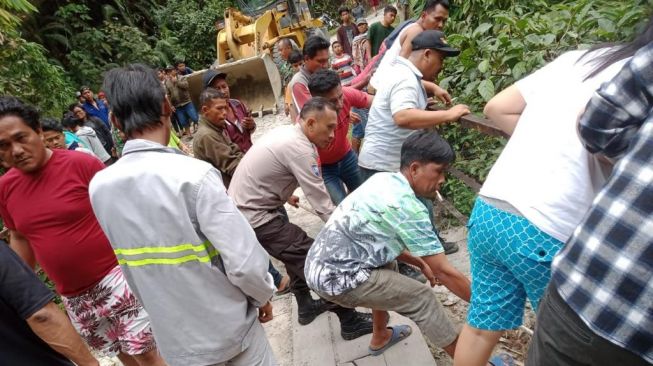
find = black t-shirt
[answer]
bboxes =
[0,242,74,365]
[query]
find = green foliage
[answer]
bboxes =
[153,0,234,69]
[410,0,650,216]
[55,3,160,88]
[0,31,75,117]
[0,0,36,36]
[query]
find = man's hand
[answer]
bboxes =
[448,104,471,121]
[433,84,452,105]
[350,111,361,124]
[287,195,300,208]
[258,301,273,323]
[243,116,256,130]
[422,81,452,104]
[419,261,439,287]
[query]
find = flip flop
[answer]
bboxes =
[368,324,412,356]
[489,353,515,366]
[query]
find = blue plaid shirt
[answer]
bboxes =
[551,42,653,363]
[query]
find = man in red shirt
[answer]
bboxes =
[288,36,331,122]
[0,96,164,366]
[308,69,372,204]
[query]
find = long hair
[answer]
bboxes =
[582,14,653,80]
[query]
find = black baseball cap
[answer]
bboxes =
[411,30,460,57]
[203,69,228,89]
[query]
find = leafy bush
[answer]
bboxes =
[407,0,650,216]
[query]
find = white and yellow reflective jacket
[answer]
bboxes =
[89,139,274,366]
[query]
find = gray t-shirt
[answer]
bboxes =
[358,57,427,172]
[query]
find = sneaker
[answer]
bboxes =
[398,262,427,282]
[438,234,459,255]
[340,311,374,340]
[297,298,328,325]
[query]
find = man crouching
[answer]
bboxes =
[305,130,471,357]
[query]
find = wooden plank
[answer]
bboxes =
[458,113,510,139]
[440,198,468,226]
[448,167,482,193]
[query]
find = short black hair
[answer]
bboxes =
[424,0,449,12]
[384,5,397,14]
[102,64,165,138]
[331,40,341,47]
[299,96,337,120]
[68,103,82,112]
[303,35,331,59]
[40,117,63,133]
[0,96,40,131]
[174,60,185,67]
[308,69,340,97]
[400,130,455,170]
[61,111,83,129]
[338,6,350,15]
[288,50,303,64]
[200,87,228,107]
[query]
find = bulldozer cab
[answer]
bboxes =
[187,0,324,115]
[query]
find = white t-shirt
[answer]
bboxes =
[369,23,416,89]
[480,49,629,242]
[359,57,427,172]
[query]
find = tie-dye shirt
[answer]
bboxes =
[305,172,443,296]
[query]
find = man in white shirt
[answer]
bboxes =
[359,30,469,175]
[359,30,469,260]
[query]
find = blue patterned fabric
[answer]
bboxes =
[467,197,563,330]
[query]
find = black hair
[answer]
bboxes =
[400,130,455,170]
[308,69,341,96]
[102,64,165,138]
[582,14,653,80]
[338,7,350,16]
[288,50,303,64]
[40,117,63,133]
[299,96,337,120]
[61,111,83,129]
[303,35,331,59]
[384,5,398,14]
[0,96,40,131]
[200,87,228,107]
[331,40,341,46]
[423,0,449,12]
[174,60,185,67]
[68,103,83,112]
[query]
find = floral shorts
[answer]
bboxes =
[62,266,156,356]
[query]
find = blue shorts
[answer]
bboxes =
[466,197,563,331]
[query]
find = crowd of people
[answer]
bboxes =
[0,0,651,366]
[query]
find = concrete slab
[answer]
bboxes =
[291,294,337,366]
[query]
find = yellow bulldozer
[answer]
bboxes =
[187,0,327,115]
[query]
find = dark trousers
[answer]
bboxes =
[254,216,312,293]
[527,284,650,366]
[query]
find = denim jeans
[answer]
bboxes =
[175,102,198,127]
[351,107,369,139]
[322,149,364,205]
[268,261,283,287]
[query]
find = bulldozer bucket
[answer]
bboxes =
[187,54,281,113]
